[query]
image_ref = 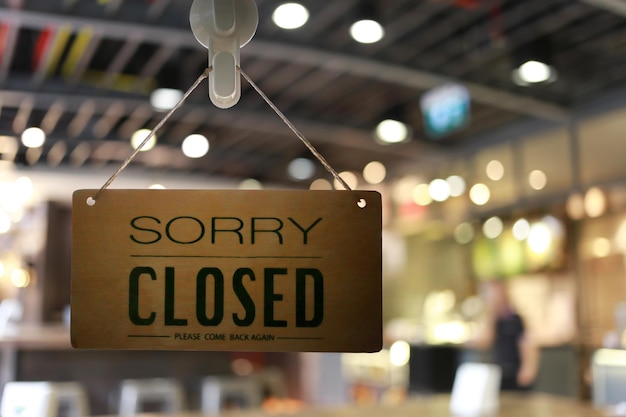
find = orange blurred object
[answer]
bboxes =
[262,397,306,415]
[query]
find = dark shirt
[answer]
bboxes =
[494,313,525,390]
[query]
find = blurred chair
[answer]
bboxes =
[53,382,90,417]
[1,382,57,417]
[254,367,288,399]
[0,299,23,331]
[1,381,89,417]
[118,378,185,416]
[200,376,263,414]
[449,363,501,417]
[591,348,626,406]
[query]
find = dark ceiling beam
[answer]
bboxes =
[0,23,18,84]
[0,88,442,163]
[0,8,569,122]
[251,41,569,121]
[136,44,178,92]
[99,37,142,89]
[147,0,172,21]
[105,0,124,16]
[578,0,626,15]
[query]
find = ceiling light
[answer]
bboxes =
[272,3,309,30]
[350,19,384,44]
[131,129,157,152]
[513,60,557,85]
[375,119,410,144]
[150,88,183,112]
[288,158,316,181]
[182,134,210,158]
[21,127,46,148]
[512,38,558,86]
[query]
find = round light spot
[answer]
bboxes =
[334,171,358,190]
[239,179,263,190]
[131,129,157,152]
[412,183,432,206]
[149,184,166,190]
[310,179,332,190]
[429,179,451,202]
[182,134,210,159]
[529,170,547,190]
[393,176,420,205]
[390,341,411,367]
[288,158,316,181]
[447,175,466,197]
[272,3,309,30]
[363,161,387,185]
[566,193,585,220]
[528,222,552,254]
[584,187,607,218]
[486,160,504,181]
[350,19,384,44]
[592,237,612,258]
[11,268,30,288]
[469,183,491,206]
[517,60,553,84]
[483,216,503,239]
[375,119,410,144]
[512,218,530,241]
[21,127,46,148]
[454,222,475,245]
[150,88,183,112]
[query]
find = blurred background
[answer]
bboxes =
[1,0,626,415]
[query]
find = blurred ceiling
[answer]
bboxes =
[0,0,625,187]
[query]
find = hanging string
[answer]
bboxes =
[238,67,352,192]
[93,67,212,202]
[93,65,352,200]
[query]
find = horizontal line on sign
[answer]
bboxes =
[131,255,323,259]
[276,337,325,341]
[128,335,171,339]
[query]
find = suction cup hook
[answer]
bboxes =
[190,0,258,109]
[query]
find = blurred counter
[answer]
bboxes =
[94,393,611,417]
[0,324,71,349]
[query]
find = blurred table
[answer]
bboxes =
[96,393,618,417]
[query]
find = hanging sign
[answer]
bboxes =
[420,83,470,138]
[71,189,382,352]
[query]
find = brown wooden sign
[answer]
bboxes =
[71,189,382,352]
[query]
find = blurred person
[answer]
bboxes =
[469,280,540,391]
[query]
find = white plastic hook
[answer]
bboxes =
[190,0,258,109]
